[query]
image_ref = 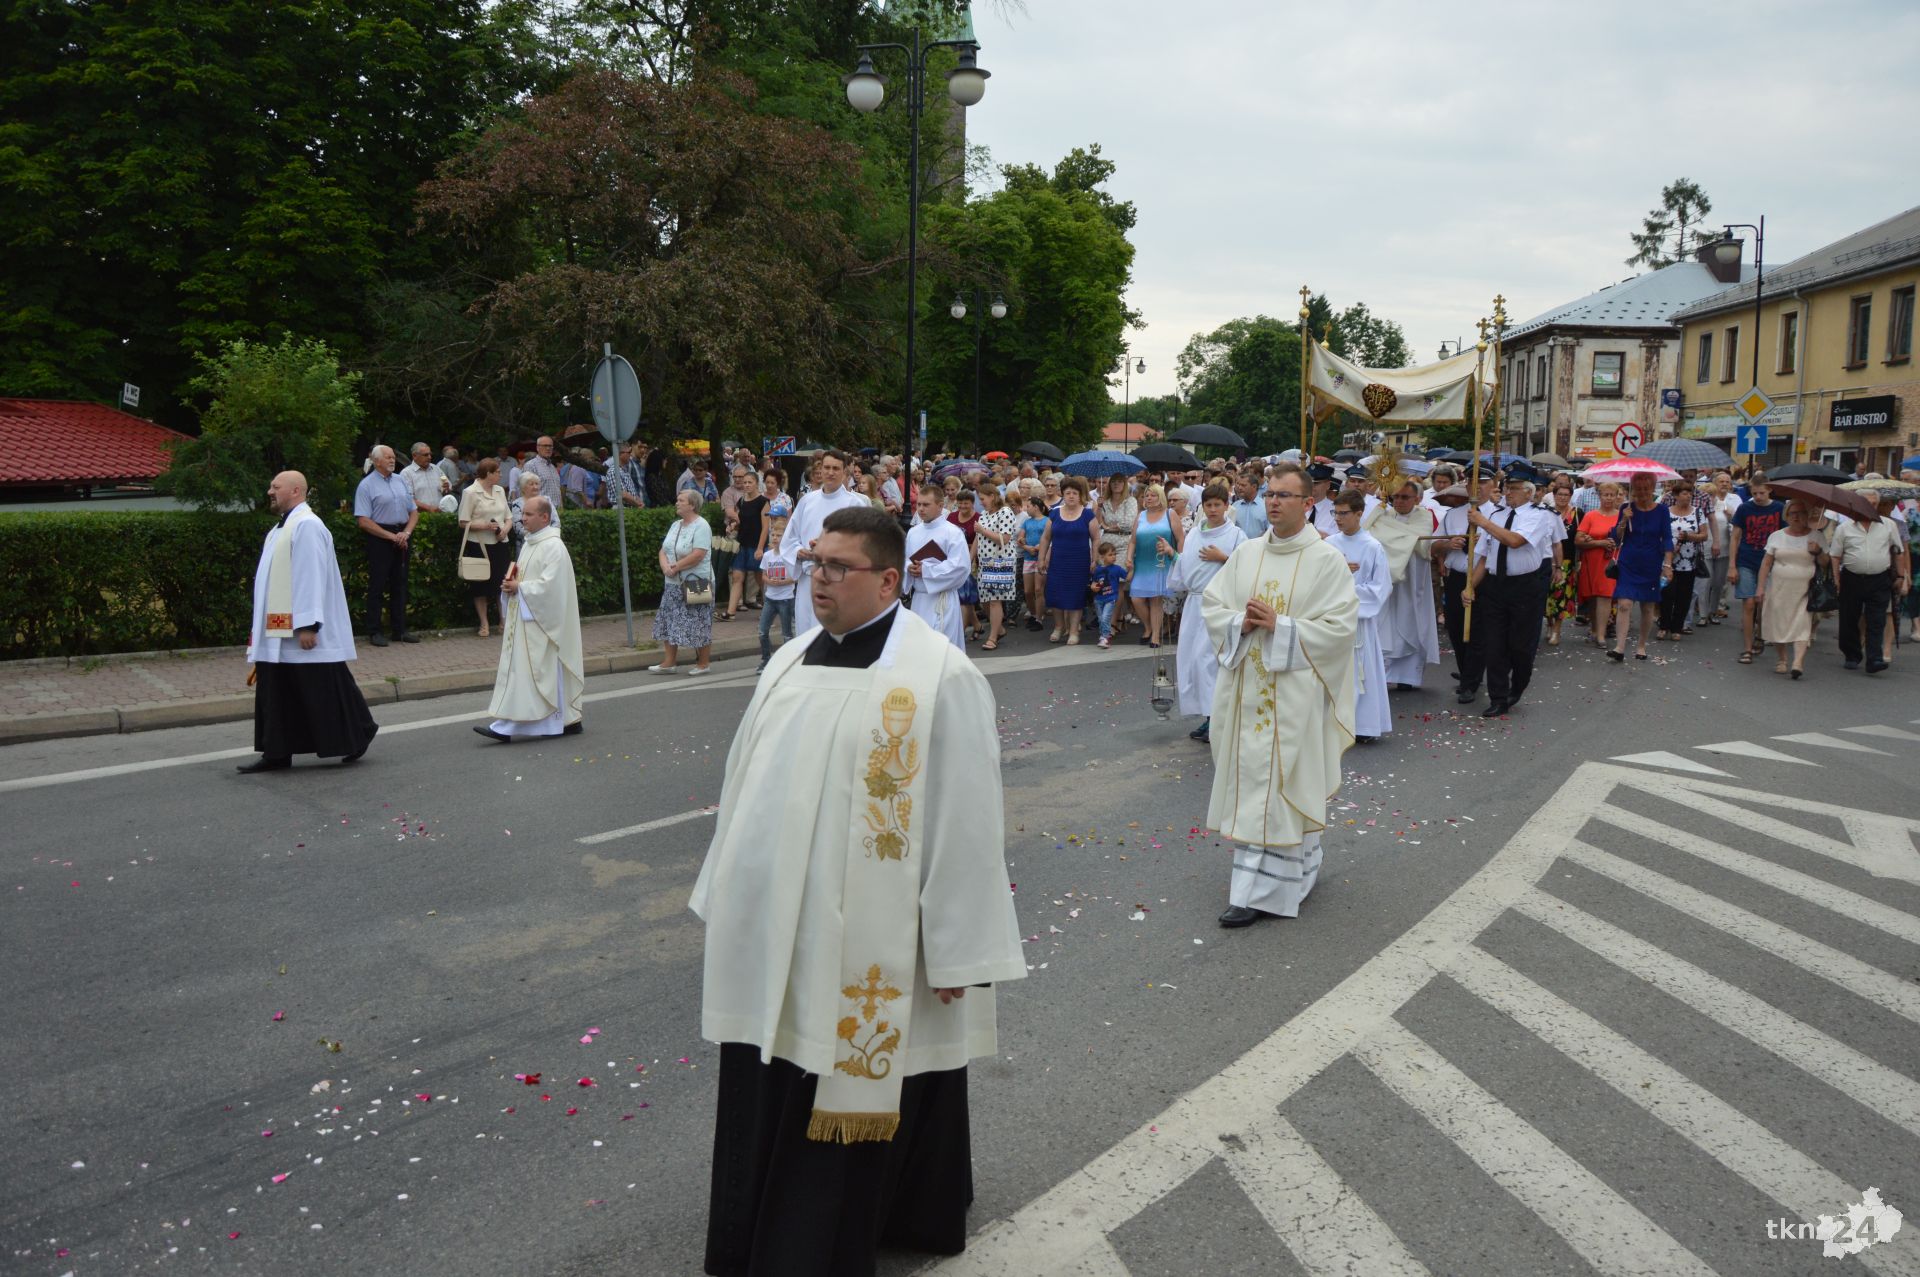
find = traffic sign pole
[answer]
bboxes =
[592,342,643,646]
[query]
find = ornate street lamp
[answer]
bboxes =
[1123,354,1144,448]
[1711,218,1766,388]
[951,291,1007,448]
[846,31,992,468]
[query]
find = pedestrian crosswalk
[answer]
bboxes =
[933,730,1920,1276]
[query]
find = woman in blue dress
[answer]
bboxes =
[1038,475,1099,644]
[1608,472,1675,662]
[1126,483,1184,647]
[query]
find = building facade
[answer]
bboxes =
[1495,257,1750,462]
[1669,204,1920,477]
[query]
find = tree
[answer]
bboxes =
[1626,178,1714,269]
[162,336,365,511]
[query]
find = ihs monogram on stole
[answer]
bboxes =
[1248,579,1287,732]
[862,688,921,861]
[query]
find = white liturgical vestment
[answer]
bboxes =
[1174,519,1246,716]
[247,504,356,665]
[902,512,972,649]
[1365,502,1440,687]
[1327,528,1392,738]
[487,524,584,734]
[777,483,870,634]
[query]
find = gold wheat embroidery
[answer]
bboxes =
[835,965,904,1079]
[1249,579,1288,732]
[861,688,921,860]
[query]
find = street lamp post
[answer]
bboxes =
[950,290,1006,450]
[1122,353,1144,448]
[1711,217,1765,389]
[845,33,991,469]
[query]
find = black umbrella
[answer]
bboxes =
[1763,461,1850,483]
[1018,441,1065,462]
[1168,422,1247,450]
[1333,449,1364,462]
[1130,442,1201,470]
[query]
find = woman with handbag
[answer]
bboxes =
[652,490,715,676]
[456,458,512,637]
[1574,483,1625,649]
[973,484,1021,649]
[1754,499,1827,678]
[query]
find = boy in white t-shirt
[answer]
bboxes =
[756,513,796,672]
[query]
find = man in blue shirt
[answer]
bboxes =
[353,445,420,646]
[1228,471,1269,540]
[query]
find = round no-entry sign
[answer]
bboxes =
[1613,422,1643,454]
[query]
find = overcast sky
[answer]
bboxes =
[962,0,1920,406]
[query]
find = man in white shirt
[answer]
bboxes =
[401,443,448,512]
[1829,505,1909,673]
[1461,467,1561,717]
[779,449,870,634]
[1306,464,1340,536]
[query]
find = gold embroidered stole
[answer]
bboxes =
[263,512,300,637]
[807,615,948,1143]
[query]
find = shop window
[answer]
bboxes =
[1592,351,1623,397]
[1695,332,1712,384]
[1846,296,1872,368]
[1889,287,1915,363]
[1778,311,1797,375]
[1721,326,1739,382]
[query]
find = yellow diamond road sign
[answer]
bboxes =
[1736,386,1775,424]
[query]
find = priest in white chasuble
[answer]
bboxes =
[901,485,972,649]
[1201,464,1358,929]
[1327,491,1393,742]
[690,505,1025,1277]
[1366,478,1441,689]
[238,471,377,773]
[777,448,870,635]
[475,497,584,742]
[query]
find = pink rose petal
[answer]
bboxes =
[271,1172,290,1184]
[272,1011,285,1022]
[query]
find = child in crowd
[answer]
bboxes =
[756,513,796,672]
[1090,542,1128,649]
[1021,496,1050,632]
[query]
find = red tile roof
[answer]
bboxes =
[1103,422,1159,445]
[0,399,192,487]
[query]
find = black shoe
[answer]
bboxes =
[562,721,584,735]
[1504,690,1524,708]
[236,756,291,774]
[1481,700,1509,718]
[1606,649,1625,662]
[339,746,368,764]
[1843,659,1862,670]
[1865,659,1889,674]
[1355,734,1379,744]
[472,725,512,743]
[1218,905,1267,928]
[396,632,420,644]
[1455,689,1478,704]
[369,633,390,647]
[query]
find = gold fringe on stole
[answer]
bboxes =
[805,1109,901,1144]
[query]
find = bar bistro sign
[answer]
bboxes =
[1830,395,1898,431]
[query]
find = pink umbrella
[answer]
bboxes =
[1581,456,1681,483]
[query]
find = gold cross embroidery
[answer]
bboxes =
[843,965,903,1022]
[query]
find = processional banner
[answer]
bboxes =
[1307,344,1496,425]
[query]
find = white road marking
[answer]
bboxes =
[1562,838,1920,1025]
[575,807,717,845]
[1772,730,1892,755]
[1844,724,1920,743]
[1607,750,1730,775]
[1444,947,1920,1277]
[1693,739,1818,764]
[1222,1116,1430,1277]
[1353,1018,1715,1277]
[1515,889,1920,1139]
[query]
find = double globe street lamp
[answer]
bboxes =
[845,34,991,467]
[950,291,1006,448]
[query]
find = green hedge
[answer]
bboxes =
[0,505,730,659]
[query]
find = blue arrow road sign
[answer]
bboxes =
[1736,424,1769,455]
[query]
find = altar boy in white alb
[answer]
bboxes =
[901,485,972,649]
[691,505,1024,1277]
[239,471,378,773]
[1326,490,1392,742]
[776,449,869,635]
[476,496,584,742]
[1201,464,1358,928]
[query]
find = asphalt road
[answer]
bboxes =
[3,616,1917,1276]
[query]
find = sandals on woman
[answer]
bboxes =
[1737,652,1754,664]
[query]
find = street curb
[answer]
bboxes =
[0,634,767,747]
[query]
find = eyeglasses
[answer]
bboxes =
[1264,491,1306,501]
[800,560,887,583]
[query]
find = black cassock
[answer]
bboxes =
[253,657,378,761]
[704,607,976,1277]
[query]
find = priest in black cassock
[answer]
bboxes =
[690,505,1025,1277]
[238,471,378,773]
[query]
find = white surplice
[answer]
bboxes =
[778,484,871,635]
[1327,529,1392,738]
[247,504,357,665]
[1365,503,1440,687]
[690,606,1025,1077]
[902,511,972,649]
[486,525,584,734]
[1174,519,1246,716]
[1202,527,1358,916]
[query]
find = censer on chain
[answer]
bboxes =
[1149,653,1175,720]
